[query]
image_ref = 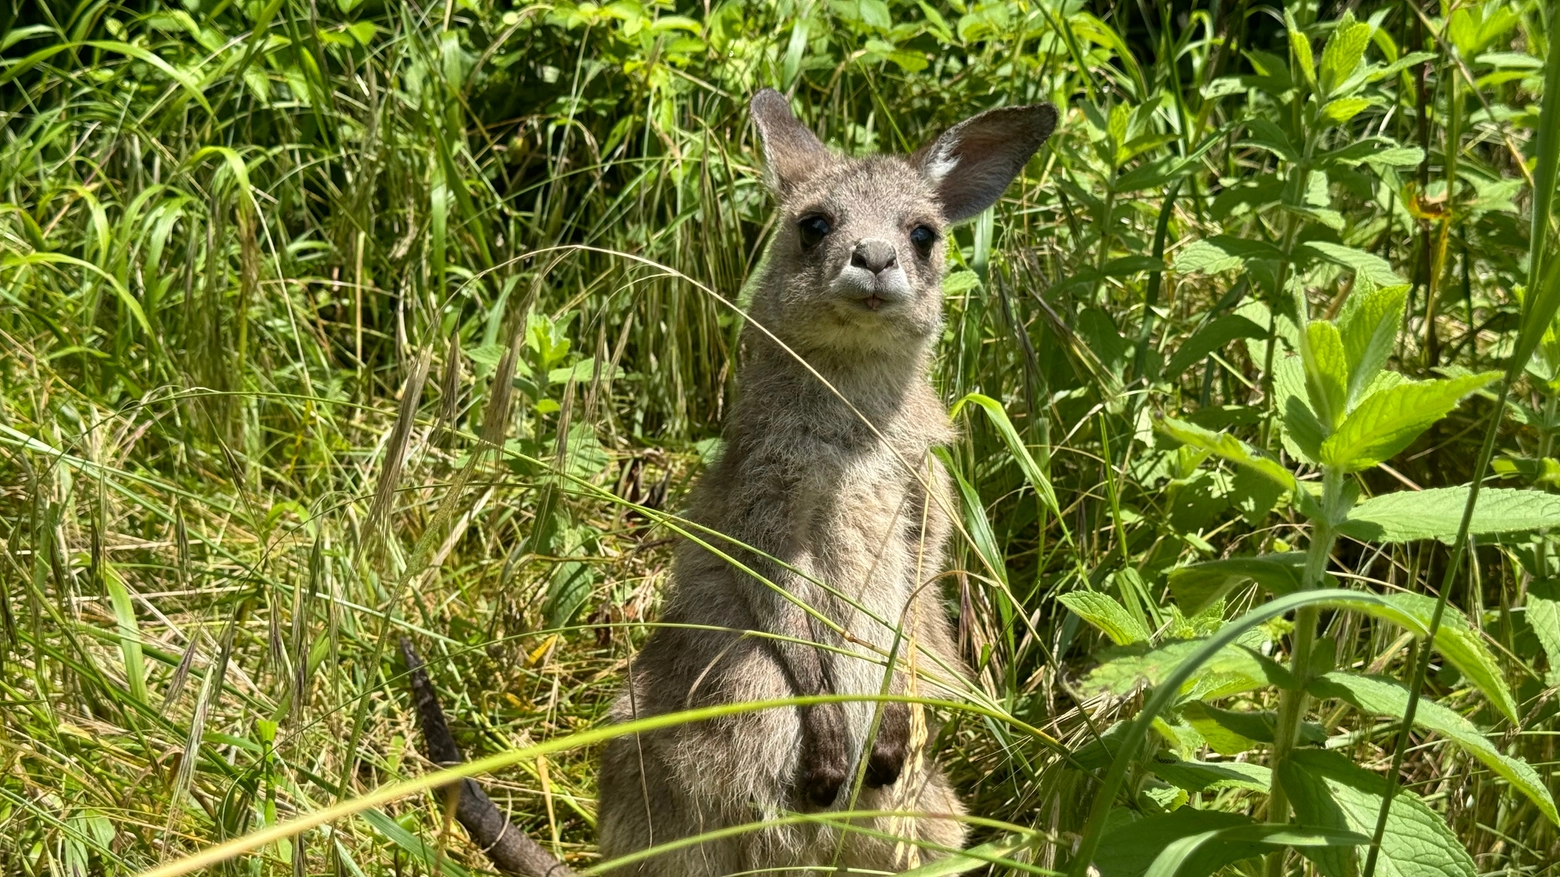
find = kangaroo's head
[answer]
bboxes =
[748,89,1057,360]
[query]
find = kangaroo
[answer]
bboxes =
[407,89,1056,877]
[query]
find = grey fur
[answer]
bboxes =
[595,89,1057,875]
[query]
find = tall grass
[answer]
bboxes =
[1,1,1556,875]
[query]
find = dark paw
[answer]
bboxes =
[865,703,910,788]
[798,703,849,808]
[800,752,849,808]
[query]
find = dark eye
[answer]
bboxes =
[798,214,832,250]
[909,225,938,257]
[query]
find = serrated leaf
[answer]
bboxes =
[1172,239,1247,274]
[1304,240,1406,287]
[1060,591,1152,645]
[1303,321,1349,429]
[1321,373,1500,471]
[1318,591,1518,722]
[1308,672,1557,825]
[1340,487,1560,543]
[1319,12,1372,96]
[1337,284,1408,405]
[1279,750,1476,877]
[1286,10,1317,91]
[1086,638,1295,699]
[1165,314,1269,376]
[1530,580,1560,686]
[1167,553,1307,615]
[1157,417,1297,493]
[1320,96,1371,124]
[1150,756,1272,794]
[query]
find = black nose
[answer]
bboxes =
[851,239,898,274]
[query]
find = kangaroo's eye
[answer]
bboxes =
[798,215,832,250]
[909,225,938,257]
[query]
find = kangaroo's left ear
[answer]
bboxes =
[912,103,1058,223]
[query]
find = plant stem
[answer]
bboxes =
[1265,465,1342,876]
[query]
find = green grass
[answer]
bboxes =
[2,0,1558,875]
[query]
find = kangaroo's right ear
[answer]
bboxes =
[751,89,830,196]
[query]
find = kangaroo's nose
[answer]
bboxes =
[851,239,898,274]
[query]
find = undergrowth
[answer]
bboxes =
[1,0,1558,875]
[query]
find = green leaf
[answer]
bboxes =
[1179,701,1326,753]
[1145,823,1366,877]
[361,807,474,877]
[104,564,148,706]
[1337,284,1408,405]
[1286,10,1318,92]
[1320,372,1500,471]
[1167,553,1306,615]
[1086,638,1295,700]
[1340,487,1560,543]
[1529,580,1560,686]
[1171,239,1246,274]
[1094,809,1265,877]
[1279,750,1476,877]
[1319,11,1373,96]
[1060,591,1151,645]
[950,393,1065,523]
[1157,417,1297,493]
[1318,591,1519,723]
[1304,241,1406,287]
[1320,96,1371,124]
[1308,672,1558,825]
[1302,321,1349,429]
[1149,756,1271,794]
[1164,314,1269,376]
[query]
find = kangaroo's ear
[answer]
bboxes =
[913,103,1058,223]
[751,88,830,196]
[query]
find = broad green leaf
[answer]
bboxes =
[1320,373,1500,471]
[1308,672,1557,824]
[1529,580,1560,686]
[1171,239,1246,274]
[1060,591,1151,645]
[1164,314,1268,376]
[1320,96,1371,124]
[1167,553,1306,615]
[1086,637,1295,700]
[1319,11,1373,96]
[1094,810,1265,877]
[1337,284,1408,405]
[1286,10,1317,92]
[1305,240,1406,287]
[1149,756,1271,793]
[1279,750,1476,877]
[1302,321,1348,429]
[1157,417,1296,493]
[1340,487,1560,544]
[1318,591,1518,723]
[1145,823,1366,877]
[1179,701,1325,753]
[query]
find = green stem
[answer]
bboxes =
[1265,466,1341,877]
